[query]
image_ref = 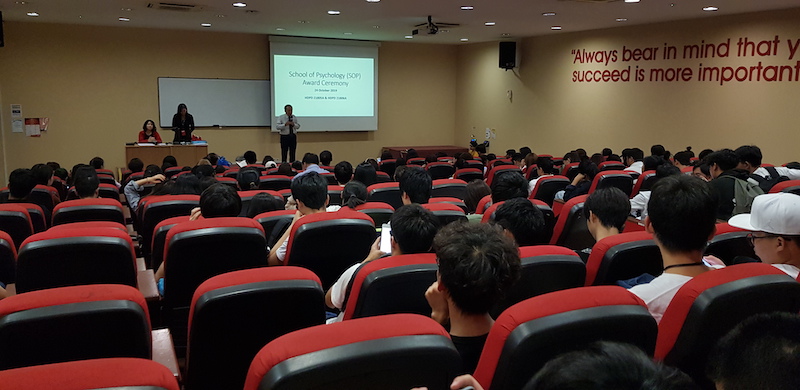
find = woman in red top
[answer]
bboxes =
[138,119,163,143]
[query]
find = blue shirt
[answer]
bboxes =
[292,164,329,180]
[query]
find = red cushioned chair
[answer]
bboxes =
[0,357,179,390]
[0,284,151,370]
[278,188,292,200]
[138,194,200,265]
[431,178,467,199]
[426,162,456,180]
[238,189,283,217]
[96,168,115,177]
[283,209,376,289]
[407,157,426,166]
[253,209,295,248]
[704,222,757,265]
[51,197,125,226]
[0,231,17,285]
[355,202,394,227]
[481,199,555,244]
[148,216,190,270]
[52,176,68,201]
[599,161,626,171]
[429,197,468,212]
[438,157,455,163]
[99,183,121,199]
[529,175,570,206]
[473,286,657,390]
[562,162,580,180]
[216,176,240,191]
[524,164,538,180]
[630,170,658,197]
[367,182,403,210]
[162,217,268,355]
[378,159,397,178]
[587,170,634,197]
[243,314,461,390]
[488,159,512,169]
[11,202,46,233]
[463,159,485,170]
[320,172,338,185]
[769,179,800,195]
[341,253,438,321]
[29,184,60,209]
[15,227,138,293]
[375,171,392,183]
[0,204,34,250]
[585,231,663,286]
[490,245,586,318]
[549,195,594,250]
[185,267,325,390]
[656,263,800,387]
[49,220,128,232]
[327,185,343,206]
[454,168,484,183]
[485,165,521,187]
[164,166,185,179]
[258,175,292,191]
[475,194,493,214]
[420,202,467,226]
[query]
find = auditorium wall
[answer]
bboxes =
[0,22,457,183]
[454,8,800,164]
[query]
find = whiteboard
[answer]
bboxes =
[158,78,271,127]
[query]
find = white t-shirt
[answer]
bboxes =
[773,264,800,279]
[753,166,800,180]
[625,161,644,174]
[630,191,651,219]
[528,174,553,196]
[629,273,692,324]
[327,262,367,324]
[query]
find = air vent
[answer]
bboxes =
[147,2,202,12]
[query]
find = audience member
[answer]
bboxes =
[276,162,294,176]
[205,153,219,166]
[630,164,681,220]
[161,155,178,172]
[464,179,491,215]
[601,147,613,159]
[72,166,100,199]
[172,173,202,195]
[491,170,528,203]
[293,153,329,180]
[243,150,257,165]
[127,158,144,174]
[89,156,105,170]
[692,162,712,182]
[425,222,521,374]
[673,151,693,169]
[4,168,36,201]
[236,167,261,190]
[124,165,165,212]
[319,150,333,167]
[527,156,555,195]
[735,145,800,192]
[493,197,548,246]
[353,162,378,187]
[268,172,329,266]
[585,187,631,242]
[698,148,714,161]
[340,181,368,209]
[30,163,54,187]
[622,148,645,174]
[651,144,666,158]
[192,164,215,178]
[558,160,598,201]
[706,148,763,220]
[399,167,432,205]
[333,161,353,186]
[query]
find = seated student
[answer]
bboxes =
[293,153,329,180]
[491,170,528,203]
[622,147,645,174]
[340,181,367,210]
[325,204,439,322]
[268,172,329,266]
[706,148,763,220]
[728,193,800,278]
[127,158,145,176]
[30,163,60,207]
[556,160,598,202]
[630,164,681,220]
[123,165,165,212]
[628,175,723,323]
[425,222,521,374]
[511,153,525,169]
[527,156,556,195]
[493,197,548,246]
[243,150,258,165]
[2,168,36,203]
[319,150,333,168]
[72,166,100,199]
[236,166,261,191]
[353,162,377,187]
[707,312,800,390]
[673,150,693,170]
[580,187,632,259]
[333,161,353,186]
[692,162,712,182]
[399,166,432,205]
[464,179,491,217]
[245,192,284,218]
[736,145,800,192]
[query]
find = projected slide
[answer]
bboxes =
[274,55,374,117]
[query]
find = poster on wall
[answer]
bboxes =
[12,120,23,133]
[24,118,41,137]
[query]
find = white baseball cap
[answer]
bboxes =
[728,192,800,235]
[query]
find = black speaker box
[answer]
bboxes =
[499,41,516,69]
[0,11,4,48]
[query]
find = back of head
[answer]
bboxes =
[578,159,599,180]
[655,163,681,178]
[334,161,353,185]
[399,167,432,204]
[583,187,631,232]
[536,156,555,175]
[277,163,294,176]
[172,174,202,195]
[302,152,320,165]
[512,153,525,164]
[341,181,367,209]
[491,170,528,203]
[494,197,547,246]
[425,154,438,164]
[406,148,419,159]
[648,175,717,253]
[354,162,378,187]
[520,146,532,156]
[243,150,257,165]
[206,153,219,165]
[162,155,178,170]
[651,144,666,157]
[193,164,215,178]
[708,312,800,390]
[525,341,698,390]
[673,151,693,166]
[30,163,53,186]
[434,222,521,314]
[590,153,604,166]
[89,156,104,170]
[607,154,622,162]
[390,204,440,254]
[380,151,393,161]
[706,149,740,172]
[698,149,714,161]
[53,168,68,181]
[73,166,99,198]
[237,167,261,190]
[8,168,36,199]
[200,183,241,217]
[290,171,327,210]
[623,148,644,162]
[643,155,667,172]
[128,158,144,173]
[320,150,333,166]
[506,149,517,158]
[734,145,762,167]
[602,147,613,157]
[246,192,284,218]
[464,179,491,214]
[144,164,162,178]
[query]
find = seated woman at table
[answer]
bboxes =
[138,119,163,143]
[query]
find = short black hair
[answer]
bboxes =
[526,342,697,390]
[390,204,440,254]
[206,153,219,165]
[655,163,681,178]
[583,187,631,232]
[506,149,517,157]
[237,167,260,190]
[319,150,333,166]
[89,157,104,170]
[622,148,644,162]
[494,198,548,246]
[302,153,320,165]
[30,163,53,186]
[425,154,438,164]
[128,158,144,173]
[53,168,68,181]
[162,155,178,170]
[602,148,613,157]
[536,156,555,175]
[291,171,327,210]
[8,168,36,199]
[705,149,740,172]
[353,162,377,187]
[246,192,283,218]
[698,149,714,161]
[200,183,241,217]
[399,167,432,204]
[673,151,693,166]
[193,164,215,178]
[511,153,524,163]
[651,144,666,157]
[434,222,521,314]
[334,161,353,185]
[734,145,762,167]
[491,170,527,203]
[73,166,99,198]
[520,147,532,156]
[341,181,367,209]
[648,175,717,253]
[243,151,257,165]
[144,164,162,178]
[172,174,202,195]
[707,312,800,390]
[643,155,667,172]
[406,149,419,159]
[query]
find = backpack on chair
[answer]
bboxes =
[749,166,788,193]
[723,176,764,216]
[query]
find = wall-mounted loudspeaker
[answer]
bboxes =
[0,11,5,48]
[499,41,516,70]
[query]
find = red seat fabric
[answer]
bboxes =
[420,202,467,226]
[585,231,662,286]
[429,197,468,212]
[485,165,521,187]
[149,215,190,270]
[253,209,295,247]
[367,182,403,210]
[704,222,756,265]
[431,178,467,199]
[0,231,17,285]
[378,159,397,178]
[258,175,292,191]
[482,200,555,243]
[375,171,392,183]
[475,194,493,214]
[186,267,325,390]
[407,157,426,166]
[0,204,34,250]
[599,161,625,171]
[0,357,179,390]
[529,175,570,206]
[549,195,593,250]
[49,220,128,232]
[238,189,284,217]
[51,198,125,226]
[14,203,47,232]
[138,194,200,264]
[426,162,456,180]
[630,170,657,197]
[587,170,634,197]
[355,202,394,227]
[769,179,800,195]
[473,286,656,389]
[454,168,483,183]
[243,314,460,390]
[562,162,580,178]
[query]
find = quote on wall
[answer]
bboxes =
[571,35,800,85]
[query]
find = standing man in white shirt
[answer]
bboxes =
[277,104,300,163]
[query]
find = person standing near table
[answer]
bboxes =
[138,119,163,143]
[171,103,195,143]
[277,104,300,163]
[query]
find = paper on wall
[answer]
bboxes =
[25,118,41,137]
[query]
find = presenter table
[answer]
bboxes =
[381,145,469,159]
[125,144,208,168]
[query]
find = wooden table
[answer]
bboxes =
[125,145,208,168]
